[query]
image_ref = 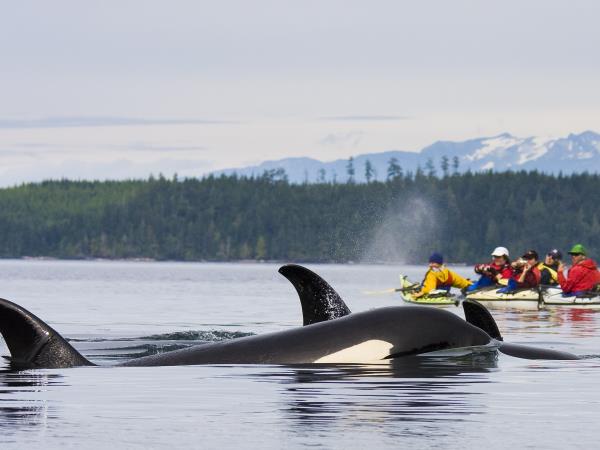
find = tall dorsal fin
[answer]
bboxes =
[278,264,351,325]
[0,297,93,369]
[462,299,581,360]
[462,299,503,341]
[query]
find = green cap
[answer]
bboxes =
[568,244,587,255]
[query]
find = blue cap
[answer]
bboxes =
[429,252,444,264]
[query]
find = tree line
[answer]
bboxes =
[332,154,460,184]
[0,169,599,263]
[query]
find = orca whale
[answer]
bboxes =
[0,265,579,370]
[278,264,580,361]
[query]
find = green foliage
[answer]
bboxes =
[0,171,599,263]
[440,155,449,177]
[452,156,460,175]
[346,157,355,184]
[387,157,402,180]
[364,159,375,183]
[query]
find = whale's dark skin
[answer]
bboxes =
[278,264,580,361]
[121,305,493,366]
[278,264,350,325]
[0,296,93,369]
[0,265,579,370]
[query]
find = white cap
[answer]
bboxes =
[491,246,509,257]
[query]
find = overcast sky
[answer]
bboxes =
[1,0,599,185]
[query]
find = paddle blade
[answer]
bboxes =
[362,288,400,296]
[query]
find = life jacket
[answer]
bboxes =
[512,264,541,288]
[491,261,513,280]
[530,266,542,286]
[437,270,453,289]
[537,262,558,284]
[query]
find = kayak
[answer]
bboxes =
[396,274,600,309]
[541,287,600,308]
[397,274,459,306]
[466,286,600,309]
[465,286,541,310]
[400,290,460,306]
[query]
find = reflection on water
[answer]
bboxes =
[550,308,600,338]
[0,370,63,436]
[239,354,498,432]
[259,354,499,383]
[0,353,499,440]
[490,307,600,344]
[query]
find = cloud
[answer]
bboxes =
[0,116,235,129]
[124,142,208,153]
[0,142,208,160]
[319,131,365,147]
[319,115,413,122]
[0,149,39,158]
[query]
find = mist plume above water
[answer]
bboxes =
[361,196,440,264]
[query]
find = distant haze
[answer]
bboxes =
[0,1,599,186]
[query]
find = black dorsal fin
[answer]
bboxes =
[278,264,351,325]
[462,299,503,341]
[0,297,93,369]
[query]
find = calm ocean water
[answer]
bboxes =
[1,260,599,449]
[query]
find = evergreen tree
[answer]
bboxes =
[0,172,599,263]
[387,157,403,180]
[317,168,327,184]
[440,155,449,177]
[346,157,355,184]
[365,160,375,183]
[425,158,436,177]
[452,156,460,175]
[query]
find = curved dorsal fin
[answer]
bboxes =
[278,264,351,325]
[0,297,93,369]
[462,299,581,360]
[462,299,503,341]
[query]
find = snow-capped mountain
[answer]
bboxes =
[214,131,600,183]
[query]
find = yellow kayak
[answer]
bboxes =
[398,274,459,306]
[400,291,460,306]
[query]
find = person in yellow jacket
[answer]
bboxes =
[412,252,472,298]
[537,249,561,286]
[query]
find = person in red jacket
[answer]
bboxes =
[465,246,513,292]
[514,250,542,288]
[557,244,600,296]
[497,250,541,294]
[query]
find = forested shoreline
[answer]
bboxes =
[0,170,599,263]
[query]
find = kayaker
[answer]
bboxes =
[557,244,600,296]
[538,249,561,286]
[465,246,512,292]
[497,250,541,293]
[412,252,472,298]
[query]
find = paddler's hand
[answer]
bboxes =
[558,262,565,273]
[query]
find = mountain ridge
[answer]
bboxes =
[214,131,600,183]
